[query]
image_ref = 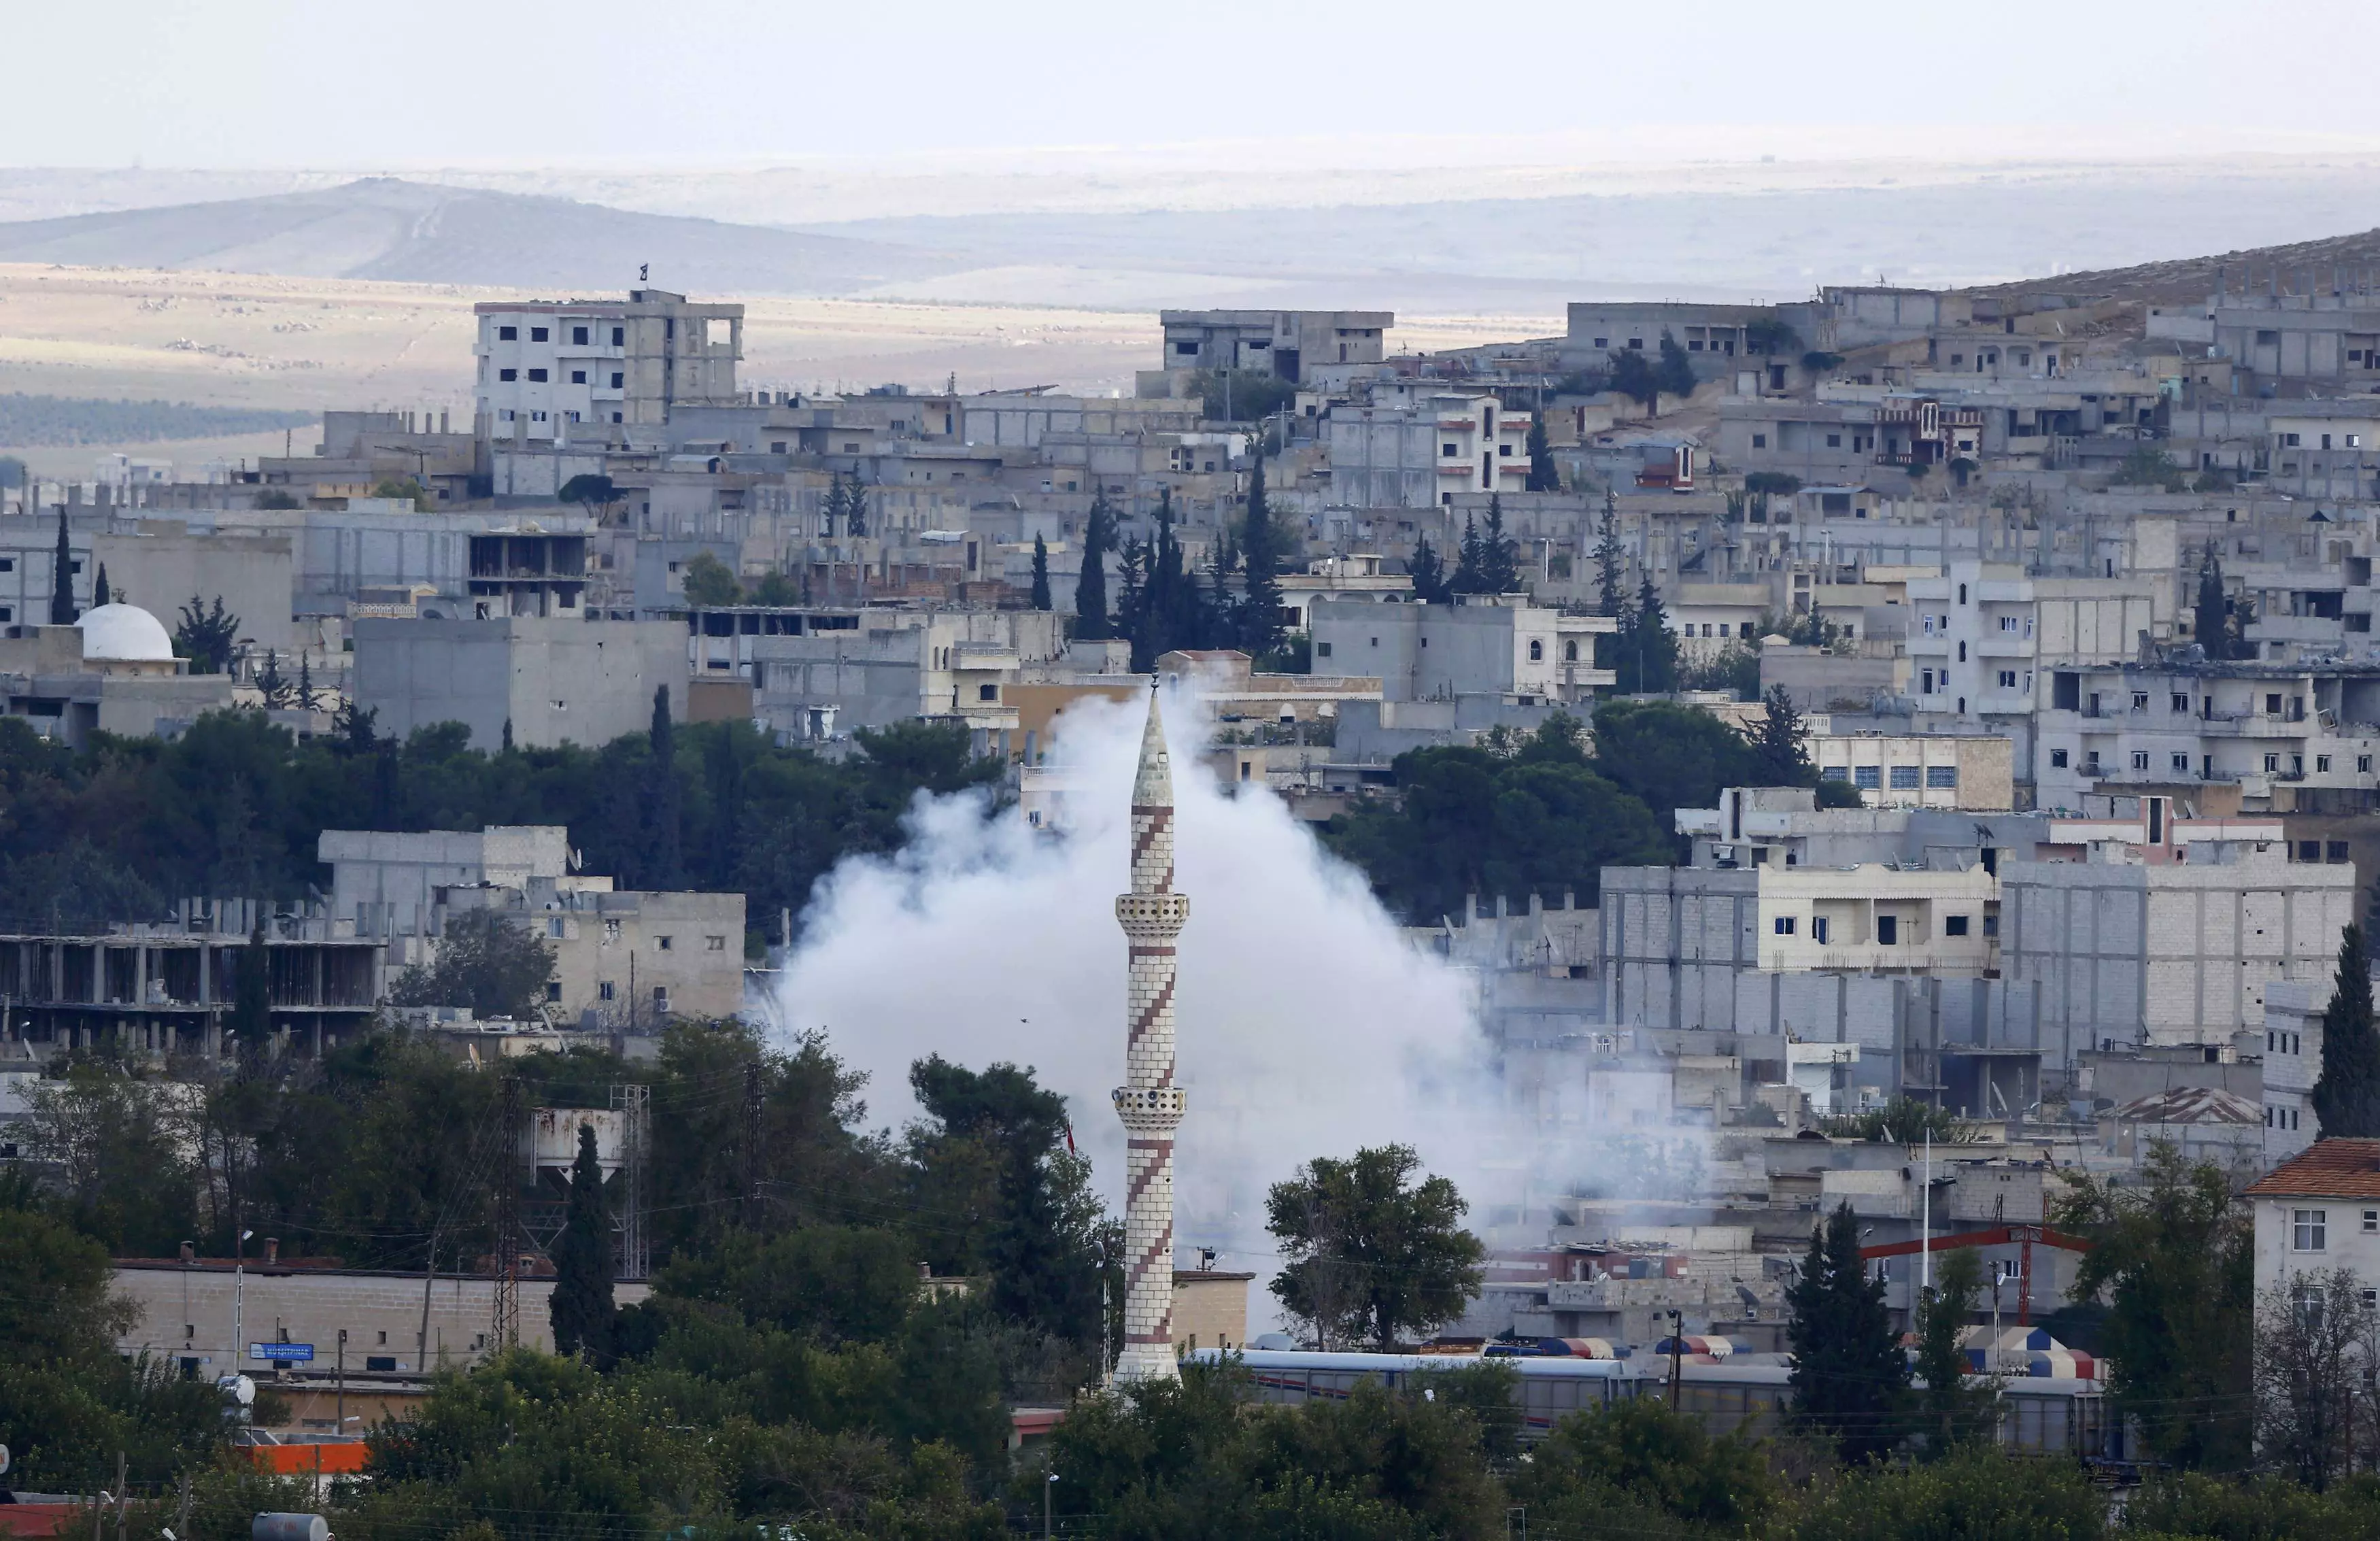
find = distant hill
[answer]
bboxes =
[0,177,958,297]
[0,394,316,449]
[1963,226,2380,308]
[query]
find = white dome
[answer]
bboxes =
[76,603,177,662]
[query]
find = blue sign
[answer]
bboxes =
[249,1342,315,1362]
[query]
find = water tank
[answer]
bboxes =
[252,1516,330,1541]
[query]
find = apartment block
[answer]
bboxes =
[475,288,743,442]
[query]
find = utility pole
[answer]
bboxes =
[335,1329,347,1434]
[492,1075,523,1349]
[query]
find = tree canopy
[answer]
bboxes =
[1265,1143,1484,1349]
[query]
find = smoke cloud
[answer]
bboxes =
[762,686,1497,1300]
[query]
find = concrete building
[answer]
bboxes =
[1811,734,2015,810]
[1113,694,1188,1383]
[475,288,743,442]
[0,898,384,1063]
[2262,978,2324,1163]
[739,607,1070,739]
[1906,561,2162,778]
[110,1258,651,1382]
[0,611,238,747]
[1324,394,1533,507]
[353,615,687,751]
[2096,1085,2264,1169]
[2001,836,2356,1052]
[2243,1140,2380,1333]
[2034,657,2380,811]
[1309,595,1615,705]
[318,826,747,1026]
[1155,309,1391,385]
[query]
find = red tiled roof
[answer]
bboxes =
[2245,1139,2380,1198]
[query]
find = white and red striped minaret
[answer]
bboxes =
[1112,688,1187,1383]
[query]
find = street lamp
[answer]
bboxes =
[1044,1472,1059,1540]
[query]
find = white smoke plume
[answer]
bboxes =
[762,685,1501,1300]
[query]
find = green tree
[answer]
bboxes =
[2051,1142,2254,1470]
[1911,1247,1997,1454]
[680,550,743,607]
[1524,413,1560,491]
[1194,368,1297,423]
[1238,450,1288,658]
[1321,715,1672,921]
[2195,544,2237,658]
[1408,534,1450,605]
[254,488,301,509]
[1786,1201,1908,1461]
[2118,445,2189,492]
[1029,532,1053,610]
[750,569,801,606]
[1593,491,1628,618]
[19,1065,203,1255]
[1615,575,1679,694]
[841,474,869,537]
[558,473,617,520]
[1512,1395,1778,1534]
[908,1055,1107,1344]
[549,1123,615,1363]
[254,647,292,708]
[1790,1444,2105,1541]
[50,503,75,624]
[644,684,683,890]
[1073,492,1114,640]
[1476,494,1520,594]
[1265,1143,1484,1349]
[1744,471,1801,522]
[1656,331,1698,399]
[371,476,437,511]
[173,595,241,673]
[91,561,110,607]
[1610,348,1660,412]
[228,918,273,1047]
[387,908,557,1019]
[2312,924,2380,1136]
[0,1202,224,1489]
[1746,684,1816,786]
[1589,698,1761,824]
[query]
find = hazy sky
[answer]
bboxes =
[16,0,2380,169]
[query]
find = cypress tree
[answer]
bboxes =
[1525,413,1560,492]
[1629,574,1679,694]
[549,1123,616,1363]
[1238,451,1286,659]
[49,504,75,625]
[1478,494,1520,594]
[1749,685,1814,785]
[2313,923,2380,1137]
[1409,535,1449,605]
[1072,493,1113,641]
[92,562,110,608]
[1029,532,1053,610]
[1594,491,1627,619]
[2194,546,2232,660]
[1786,1201,1909,1461]
[1452,515,1484,593]
[296,652,313,712]
[228,919,272,1052]
[645,685,683,890]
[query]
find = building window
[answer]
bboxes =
[2330,841,2352,863]
[530,326,549,342]
[2132,692,2149,711]
[2295,1209,2328,1251]
[2266,753,2282,773]
[545,981,562,1002]
[2173,753,2190,772]
[2132,751,2151,770]
[978,683,998,701]
[1890,765,1921,789]
[1528,639,1544,662]
[498,325,517,340]
[1752,434,1767,449]
[1877,915,1898,945]
[499,368,517,381]
[612,326,625,345]
[2365,1209,2378,1233]
[2268,693,2284,714]
[527,368,548,382]
[1944,915,1970,936]
[571,370,587,384]
[2362,756,2374,774]
[1999,670,2018,688]
[2172,692,2190,713]
[2000,615,2019,632]
[571,325,589,345]
[706,935,727,950]
[2318,755,2333,773]
[1820,766,1850,781]
[653,987,669,1011]
[598,981,615,1002]
[547,917,566,938]
[1317,641,1333,658]
[1774,917,1797,935]
[1854,766,1882,790]
[656,936,673,951]
[1926,766,1958,788]
[604,919,622,941]
[1564,640,1578,661]
[1812,917,1831,944]
[1826,433,1841,447]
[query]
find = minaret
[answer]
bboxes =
[1112,689,1187,1383]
